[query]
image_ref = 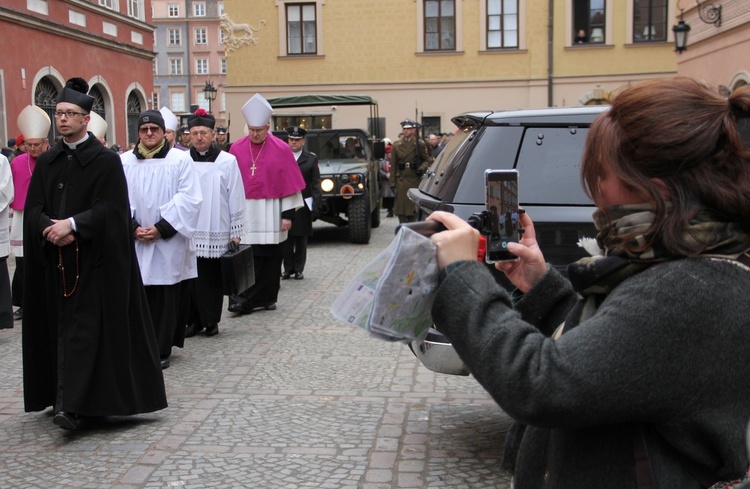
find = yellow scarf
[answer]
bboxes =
[138,139,166,159]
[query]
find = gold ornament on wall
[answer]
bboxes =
[220,14,267,57]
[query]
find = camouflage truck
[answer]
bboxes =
[268,95,383,244]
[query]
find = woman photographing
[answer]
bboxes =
[428,77,750,488]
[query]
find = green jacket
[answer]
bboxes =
[389,137,431,215]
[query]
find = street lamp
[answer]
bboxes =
[203,81,217,114]
[672,18,691,52]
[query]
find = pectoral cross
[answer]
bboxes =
[250,140,265,177]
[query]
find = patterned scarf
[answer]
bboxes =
[565,203,750,327]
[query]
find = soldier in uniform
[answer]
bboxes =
[389,120,432,223]
[180,125,192,149]
[216,126,231,152]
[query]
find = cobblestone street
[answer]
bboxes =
[0,212,513,488]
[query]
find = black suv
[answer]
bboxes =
[407,105,608,375]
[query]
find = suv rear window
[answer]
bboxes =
[452,126,591,206]
[516,126,591,206]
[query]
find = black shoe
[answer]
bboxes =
[253,303,276,311]
[294,272,304,280]
[228,304,252,315]
[53,411,78,430]
[386,210,394,217]
[160,358,170,369]
[13,308,22,321]
[281,272,292,280]
[204,324,219,337]
[185,323,204,338]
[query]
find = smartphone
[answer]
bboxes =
[485,169,520,262]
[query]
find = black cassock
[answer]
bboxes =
[22,134,167,416]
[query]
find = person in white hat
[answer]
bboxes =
[87,111,108,146]
[22,77,167,430]
[159,106,187,151]
[10,105,51,321]
[227,93,305,315]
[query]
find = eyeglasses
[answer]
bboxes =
[139,126,162,134]
[54,110,87,118]
[24,142,45,149]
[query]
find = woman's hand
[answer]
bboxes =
[427,211,480,269]
[495,211,547,293]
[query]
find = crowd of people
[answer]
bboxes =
[5,74,749,488]
[5,77,313,430]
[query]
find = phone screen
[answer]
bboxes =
[485,169,520,262]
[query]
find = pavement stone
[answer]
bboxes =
[0,212,513,488]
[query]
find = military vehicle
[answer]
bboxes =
[268,95,383,244]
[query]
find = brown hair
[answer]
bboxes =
[581,77,750,256]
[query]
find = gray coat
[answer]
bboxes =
[432,258,750,488]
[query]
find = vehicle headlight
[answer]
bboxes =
[321,179,335,192]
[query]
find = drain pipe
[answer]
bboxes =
[547,0,554,106]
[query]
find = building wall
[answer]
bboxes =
[0,0,154,147]
[152,0,228,127]
[221,0,676,140]
[674,0,750,92]
[553,0,677,106]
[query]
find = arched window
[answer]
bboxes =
[89,86,106,119]
[34,78,59,142]
[127,92,142,146]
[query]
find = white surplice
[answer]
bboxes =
[241,192,304,245]
[192,150,246,258]
[121,147,202,285]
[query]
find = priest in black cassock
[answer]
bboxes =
[22,77,167,430]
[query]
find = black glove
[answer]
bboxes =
[415,168,424,177]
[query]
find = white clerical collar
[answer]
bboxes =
[199,150,208,156]
[63,133,90,150]
[292,149,302,160]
